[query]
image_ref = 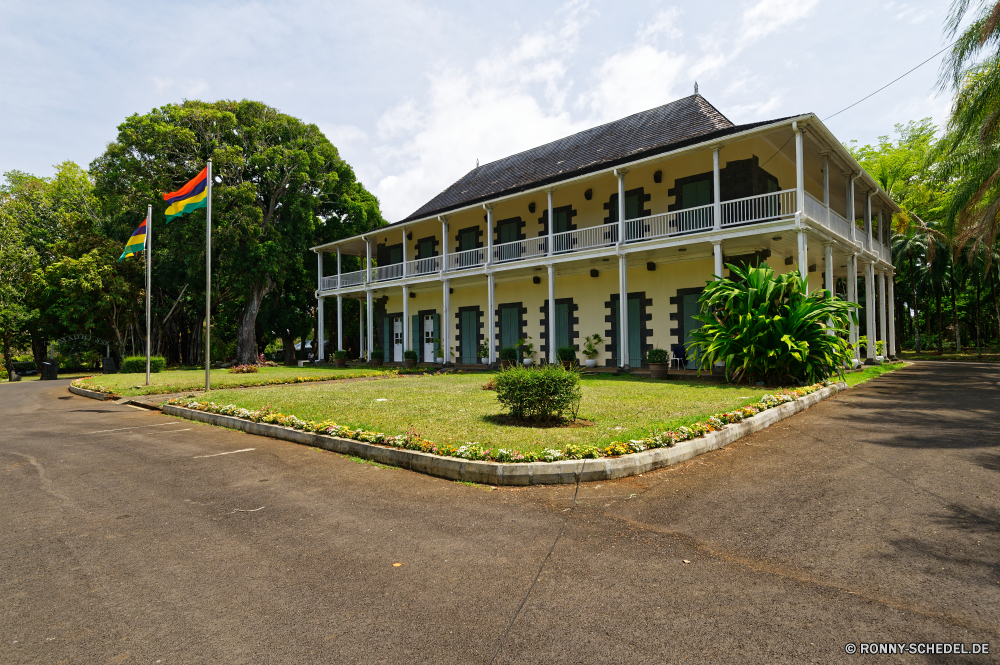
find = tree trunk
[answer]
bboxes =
[30,332,47,372]
[282,330,296,366]
[976,275,982,355]
[2,330,14,378]
[951,263,961,353]
[910,255,920,353]
[993,262,1000,347]
[936,283,944,353]
[235,276,274,365]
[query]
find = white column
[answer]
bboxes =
[847,175,856,242]
[797,230,809,289]
[888,272,897,358]
[401,226,408,278]
[848,253,858,363]
[712,147,721,232]
[712,240,723,280]
[865,261,876,364]
[878,269,887,357]
[359,297,365,359]
[336,247,342,351]
[403,285,410,351]
[547,263,556,364]
[824,243,834,335]
[794,123,804,217]
[619,254,628,369]
[317,297,324,360]
[547,190,554,256]
[442,279,451,365]
[615,169,626,243]
[316,250,323,291]
[365,235,373,282]
[484,204,494,265]
[866,192,874,248]
[487,272,496,364]
[440,216,449,273]
[822,154,830,207]
[366,289,374,362]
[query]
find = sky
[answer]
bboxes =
[1,0,957,222]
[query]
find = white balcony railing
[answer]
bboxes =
[803,192,826,226]
[625,203,714,241]
[493,237,548,263]
[550,224,618,253]
[721,190,796,227]
[447,247,487,271]
[829,209,853,240]
[374,262,404,282]
[321,269,367,290]
[406,256,442,276]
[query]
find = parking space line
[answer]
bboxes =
[85,422,182,434]
[193,448,255,459]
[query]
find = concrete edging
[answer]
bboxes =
[69,384,115,401]
[162,381,847,485]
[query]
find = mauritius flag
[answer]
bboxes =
[118,216,147,261]
[163,167,208,222]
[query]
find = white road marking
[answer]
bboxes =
[86,422,181,434]
[193,448,255,459]
[159,428,192,433]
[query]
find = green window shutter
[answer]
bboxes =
[682,293,702,369]
[608,194,619,224]
[417,239,432,260]
[432,313,441,357]
[681,179,711,209]
[554,209,568,234]
[461,310,476,362]
[628,297,641,366]
[499,221,516,244]
[382,317,391,359]
[411,315,420,353]
[555,303,570,350]
[459,230,476,252]
[625,193,640,220]
[611,299,620,363]
[389,246,403,264]
[500,306,518,349]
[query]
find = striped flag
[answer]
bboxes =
[163,167,208,222]
[118,216,148,261]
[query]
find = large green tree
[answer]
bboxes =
[91,100,384,365]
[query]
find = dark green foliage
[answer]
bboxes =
[121,356,166,373]
[499,346,517,361]
[687,264,855,385]
[403,349,418,360]
[371,348,385,361]
[332,349,348,359]
[646,348,669,363]
[493,365,582,422]
[556,346,576,362]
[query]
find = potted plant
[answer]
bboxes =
[370,348,385,367]
[499,346,517,369]
[516,337,535,366]
[403,349,418,369]
[332,349,348,368]
[432,338,444,364]
[647,347,670,379]
[557,346,577,369]
[477,342,490,365]
[581,333,603,368]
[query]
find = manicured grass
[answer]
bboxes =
[899,349,1000,363]
[74,365,391,397]
[200,371,880,454]
[843,362,907,387]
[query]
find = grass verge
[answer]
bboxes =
[73,365,391,397]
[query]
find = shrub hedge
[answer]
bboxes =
[493,364,582,422]
[120,356,166,373]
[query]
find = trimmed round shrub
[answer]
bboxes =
[332,349,349,359]
[499,346,518,362]
[647,348,669,363]
[493,364,582,423]
[403,349,419,361]
[120,356,167,373]
[556,346,577,362]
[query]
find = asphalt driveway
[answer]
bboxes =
[1,362,997,664]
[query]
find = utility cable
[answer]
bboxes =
[487,459,586,665]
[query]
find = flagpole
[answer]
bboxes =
[145,204,152,387]
[205,159,212,392]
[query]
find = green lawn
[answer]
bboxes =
[197,365,902,453]
[74,365,391,397]
[899,349,1000,363]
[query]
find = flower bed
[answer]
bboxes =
[166,382,828,464]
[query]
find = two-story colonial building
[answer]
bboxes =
[312,92,898,370]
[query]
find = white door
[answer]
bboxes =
[393,317,403,362]
[423,315,435,362]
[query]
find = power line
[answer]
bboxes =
[824,41,957,121]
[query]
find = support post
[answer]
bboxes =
[442,279,451,365]
[848,253,858,364]
[145,203,152,386]
[619,254,628,369]
[403,285,410,352]
[336,246,342,351]
[824,242,834,334]
[798,230,809,290]
[317,297,324,360]
[205,159,212,391]
[866,192,874,248]
[547,190,554,256]
[484,205,494,265]
[794,123,804,217]
[846,174,856,242]
[487,272,496,364]
[401,226,408,278]
[547,263,556,364]
[359,297,365,359]
[614,169,626,244]
[712,240,723,280]
[865,261,876,364]
[365,235,373,283]
[878,269,887,357]
[317,250,323,292]
[366,289,374,363]
[712,147,721,232]
[822,153,830,227]
[440,216,448,273]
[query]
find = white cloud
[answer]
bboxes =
[883,2,935,25]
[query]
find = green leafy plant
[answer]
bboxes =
[556,346,577,363]
[856,336,886,356]
[687,264,856,385]
[646,348,669,363]
[477,342,490,359]
[581,333,603,359]
[371,348,386,362]
[492,365,582,423]
[332,349,348,360]
[120,356,166,373]
[403,349,419,361]
[516,336,535,360]
[431,338,443,358]
[499,346,517,362]
[229,364,260,374]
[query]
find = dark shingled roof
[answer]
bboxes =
[398,94,795,224]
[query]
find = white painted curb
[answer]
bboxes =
[162,382,847,485]
[69,384,114,401]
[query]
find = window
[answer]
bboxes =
[498,219,519,244]
[416,238,435,259]
[387,245,403,264]
[681,177,711,209]
[606,192,642,224]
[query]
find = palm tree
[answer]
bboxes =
[892,221,933,352]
